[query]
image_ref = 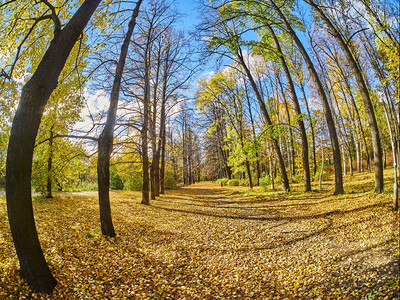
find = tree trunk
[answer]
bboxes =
[304,0,383,193]
[277,74,296,178]
[269,26,312,191]
[342,145,346,176]
[383,101,399,210]
[348,146,353,176]
[300,82,317,176]
[244,82,261,184]
[97,0,142,235]
[160,125,166,194]
[141,78,150,204]
[46,127,54,199]
[141,83,150,204]
[319,126,325,190]
[150,44,162,200]
[5,0,101,293]
[269,0,343,194]
[158,45,170,194]
[236,47,290,192]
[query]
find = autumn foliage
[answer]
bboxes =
[0,170,398,299]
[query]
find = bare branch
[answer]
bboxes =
[40,0,62,33]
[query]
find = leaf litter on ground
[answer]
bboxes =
[0,171,399,299]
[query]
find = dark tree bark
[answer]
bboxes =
[268,24,311,191]
[269,0,343,194]
[6,0,102,293]
[46,127,54,199]
[97,0,142,236]
[158,50,169,194]
[276,73,296,178]
[299,82,317,176]
[304,0,383,192]
[244,82,261,184]
[160,124,166,194]
[236,47,290,192]
[150,41,162,200]
[141,60,151,205]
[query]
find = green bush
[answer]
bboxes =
[227,179,239,186]
[221,178,229,186]
[164,170,178,190]
[239,178,249,186]
[291,173,303,183]
[79,182,98,191]
[216,178,229,186]
[110,167,124,190]
[259,175,271,190]
[124,172,142,191]
[123,170,178,191]
[314,162,330,181]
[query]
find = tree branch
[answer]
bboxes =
[40,0,62,33]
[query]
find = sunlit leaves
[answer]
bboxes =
[0,170,399,298]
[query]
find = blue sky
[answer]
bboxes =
[174,0,202,31]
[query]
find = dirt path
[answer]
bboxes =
[0,182,398,299]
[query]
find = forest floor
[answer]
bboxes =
[0,171,399,299]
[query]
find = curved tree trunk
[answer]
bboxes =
[304,0,383,192]
[97,0,142,236]
[268,25,312,191]
[244,82,261,184]
[269,0,343,194]
[236,47,290,191]
[5,0,101,293]
[300,82,317,176]
[277,74,296,178]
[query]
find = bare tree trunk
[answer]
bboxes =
[319,126,325,190]
[244,82,261,184]
[141,56,151,204]
[160,124,166,194]
[304,0,383,193]
[348,146,353,176]
[380,127,386,169]
[342,145,346,176]
[236,47,290,192]
[269,0,343,194]
[5,0,101,293]
[150,43,162,200]
[383,101,399,210]
[300,82,317,176]
[98,0,142,234]
[277,74,296,178]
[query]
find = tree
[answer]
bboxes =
[266,0,344,194]
[97,0,142,237]
[204,11,291,191]
[197,70,254,187]
[5,0,102,293]
[265,24,311,191]
[304,0,384,193]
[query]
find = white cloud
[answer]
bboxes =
[73,88,110,133]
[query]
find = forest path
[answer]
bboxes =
[152,181,347,222]
[0,181,398,299]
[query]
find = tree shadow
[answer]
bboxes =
[151,201,389,222]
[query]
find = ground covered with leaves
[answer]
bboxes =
[0,172,399,299]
